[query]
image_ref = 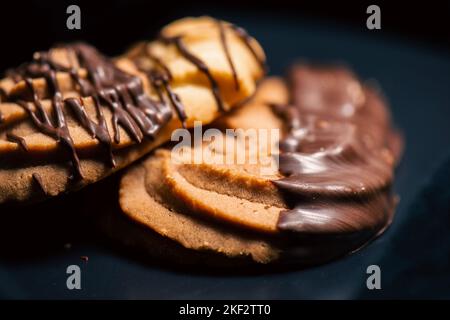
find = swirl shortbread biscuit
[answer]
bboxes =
[0,17,265,204]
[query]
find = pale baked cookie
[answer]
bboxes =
[116,66,403,266]
[0,17,266,204]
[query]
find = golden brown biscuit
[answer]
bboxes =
[0,16,266,204]
[117,65,403,265]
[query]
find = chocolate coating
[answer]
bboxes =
[273,65,402,256]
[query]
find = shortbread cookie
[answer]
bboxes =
[116,65,403,265]
[0,16,266,204]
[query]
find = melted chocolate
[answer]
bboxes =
[6,132,28,151]
[135,59,187,127]
[4,43,173,179]
[32,173,48,195]
[18,77,83,179]
[273,65,402,245]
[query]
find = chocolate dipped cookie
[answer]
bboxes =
[0,17,265,204]
[114,65,403,266]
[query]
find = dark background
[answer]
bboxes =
[1,0,449,72]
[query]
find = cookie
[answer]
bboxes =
[116,65,403,266]
[0,16,266,204]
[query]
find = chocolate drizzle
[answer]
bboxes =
[64,97,116,167]
[6,132,28,151]
[1,18,265,182]
[158,19,266,111]
[218,21,239,91]
[229,24,267,73]
[4,43,173,179]
[273,65,402,244]
[160,35,226,112]
[134,54,188,127]
[18,77,83,179]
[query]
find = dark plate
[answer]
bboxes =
[1,12,450,299]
